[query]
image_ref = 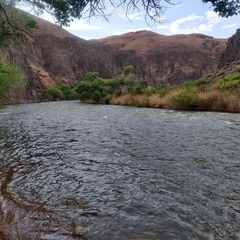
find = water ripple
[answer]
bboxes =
[0,101,240,239]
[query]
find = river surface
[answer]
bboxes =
[0,101,240,240]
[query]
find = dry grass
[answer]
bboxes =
[110,89,183,109]
[110,87,240,113]
[110,94,134,106]
[199,91,240,112]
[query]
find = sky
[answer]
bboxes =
[27,0,240,40]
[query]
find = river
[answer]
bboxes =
[0,101,240,240]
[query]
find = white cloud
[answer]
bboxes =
[221,23,237,29]
[156,11,224,35]
[205,11,221,26]
[174,14,203,24]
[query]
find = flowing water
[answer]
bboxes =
[0,101,240,240]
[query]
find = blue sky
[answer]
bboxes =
[30,0,240,40]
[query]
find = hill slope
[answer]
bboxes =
[0,15,229,103]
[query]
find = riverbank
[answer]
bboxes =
[75,71,240,113]
[108,76,240,113]
[110,89,240,113]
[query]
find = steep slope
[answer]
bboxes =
[219,28,240,67]
[92,31,227,85]
[203,28,240,80]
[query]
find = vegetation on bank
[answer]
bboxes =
[110,72,240,113]
[0,10,38,107]
[46,84,79,101]
[45,65,240,113]
[0,61,23,107]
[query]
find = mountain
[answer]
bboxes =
[201,28,240,81]
[91,31,227,86]
[0,15,229,103]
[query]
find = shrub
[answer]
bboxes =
[79,91,91,101]
[75,81,90,94]
[157,86,170,96]
[171,90,199,109]
[84,72,100,81]
[145,87,157,95]
[183,79,212,90]
[103,77,124,86]
[123,65,134,76]
[0,61,23,105]
[131,83,145,95]
[220,73,240,90]
[46,86,64,100]
[90,78,104,93]
[104,94,111,104]
[57,84,78,100]
[115,89,122,97]
[92,89,102,103]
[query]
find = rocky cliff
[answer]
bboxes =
[203,28,240,80]
[219,28,240,67]
[92,31,227,86]
[0,15,229,103]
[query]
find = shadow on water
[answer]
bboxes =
[0,101,240,239]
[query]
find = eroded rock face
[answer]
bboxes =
[0,40,49,104]
[93,31,227,86]
[0,16,229,103]
[218,28,240,68]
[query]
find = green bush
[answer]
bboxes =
[46,86,64,100]
[145,87,157,96]
[0,61,23,106]
[220,73,240,90]
[103,77,124,86]
[131,84,145,95]
[114,89,122,97]
[92,89,102,103]
[79,91,91,101]
[84,72,100,81]
[68,91,79,100]
[183,79,212,89]
[123,65,134,76]
[157,86,170,96]
[46,84,78,100]
[171,91,199,109]
[104,94,111,104]
[90,78,104,93]
[75,81,90,94]
[57,84,78,100]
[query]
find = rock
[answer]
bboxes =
[80,209,104,216]
[92,31,227,86]
[74,226,86,236]
[218,28,240,68]
[205,29,240,80]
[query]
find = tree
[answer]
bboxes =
[202,0,240,18]
[0,2,38,47]
[1,0,239,28]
